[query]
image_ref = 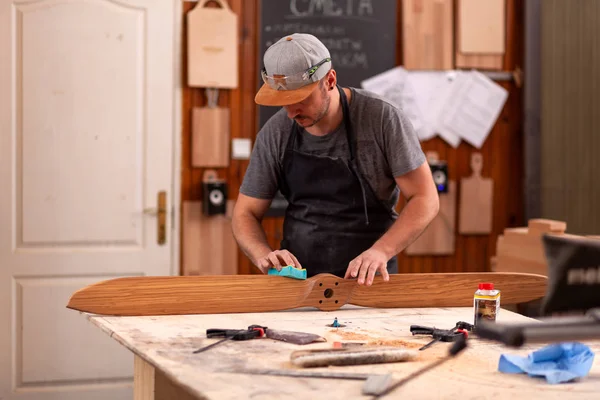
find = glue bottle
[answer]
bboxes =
[473,283,500,326]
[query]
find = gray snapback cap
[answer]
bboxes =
[255,33,332,106]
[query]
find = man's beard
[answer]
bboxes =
[294,87,330,128]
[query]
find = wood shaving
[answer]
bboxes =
[329,330,420,348]
[366,338,423,350]
[328,329,445,360]
[328,330,372,341]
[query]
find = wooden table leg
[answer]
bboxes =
[134,354,199,400]
[134,355,156,400]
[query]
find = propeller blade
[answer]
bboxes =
[66,274,313,316]
[66,272,547,316]
[348,272,548,308]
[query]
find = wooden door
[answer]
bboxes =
[0,0,178,398]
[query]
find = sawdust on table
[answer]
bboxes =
[327,329,446,361]
[329,330,419,348]
[367,338,424,350]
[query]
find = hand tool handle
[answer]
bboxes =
[411,325,460,341]
[195,326,263,354]
[409,324,435,334]
[205,326,266,341]
[206,329,245,338]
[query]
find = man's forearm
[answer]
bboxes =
[231,213,273,271]
[371,194,440,259]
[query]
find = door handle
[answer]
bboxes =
[143,191,167,245]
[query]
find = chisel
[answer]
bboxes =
[231,367,381,381]
[228,367,394,395]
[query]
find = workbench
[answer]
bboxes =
[84,306,600,399]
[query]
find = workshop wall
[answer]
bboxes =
[180,0,525,275]
[540,0,600,236]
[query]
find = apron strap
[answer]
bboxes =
[280,117,302,198]
[337,85,357,161]
[337,85,371,225]
[285,119,300,151]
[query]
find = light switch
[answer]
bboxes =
[231,138,252,160]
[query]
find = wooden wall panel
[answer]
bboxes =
[541,0,600,235]
[180,0,525,275]
[181,0,257,275]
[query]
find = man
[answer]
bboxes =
[232,33,439,286]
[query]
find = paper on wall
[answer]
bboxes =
[398,79,428,139]
[439,70,509,149]
[360,66,426,140]
[360,67,509,149]
[403,71,451,141]
[419,71,464,148]
[359,66,408,106]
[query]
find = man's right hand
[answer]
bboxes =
[256,250,302,274]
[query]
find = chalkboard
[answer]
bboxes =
[257,0,398,129]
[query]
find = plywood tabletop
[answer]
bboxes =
[84,306,600,399]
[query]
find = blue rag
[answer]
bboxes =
[498,342,595,384]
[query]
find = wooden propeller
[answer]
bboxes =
[66,272,548,316]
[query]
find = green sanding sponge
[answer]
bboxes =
[268,265,307,280]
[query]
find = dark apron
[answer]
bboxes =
[279,85,398,278]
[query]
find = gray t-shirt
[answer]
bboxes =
[240,87,426,214]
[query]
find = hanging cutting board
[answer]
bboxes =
[459,0,505,54]
[459,153,493,234]
[455,0,505,70]
[192,89,230,167]
[402,0,454,70]
[187,0,238,88]
[182,200,238,276]
[405,152,456,255]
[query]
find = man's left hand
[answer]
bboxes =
[344,248,390,286]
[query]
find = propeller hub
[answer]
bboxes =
[303,274,353,311]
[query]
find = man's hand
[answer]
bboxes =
[344,248,390,286]
[256,250,302,274]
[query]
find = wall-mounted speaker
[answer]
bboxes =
[430,161,448,194]
[202,170,227,216]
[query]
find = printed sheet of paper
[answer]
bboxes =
[416,71,464,147]
[403,71,450,141]
[360,66,426,140]
[360,67,509,149]
[438,70,509,149]
[359,66,408,107]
